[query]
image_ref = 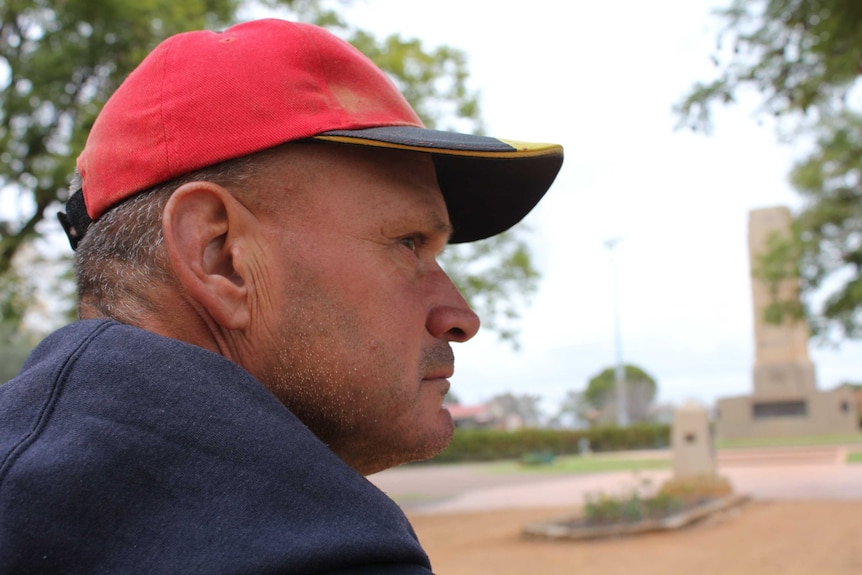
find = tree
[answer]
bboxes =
[583,364,657,425]
[0,322,37,383]
[489,392,543,429]
[554,389,594,429]
[0,0,240,277]
[0,255,55,382]
[440,231,538,347]
[0,0,540,346]
[674,0,862,342]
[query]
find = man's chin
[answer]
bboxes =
[418,409,455,460]
[394,411,454,467]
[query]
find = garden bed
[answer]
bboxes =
[522,493,749,541]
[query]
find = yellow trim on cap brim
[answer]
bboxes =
[313,135,563,158]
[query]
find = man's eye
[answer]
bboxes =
[399,237,417,252]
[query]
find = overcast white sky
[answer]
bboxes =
[320,0,862,415]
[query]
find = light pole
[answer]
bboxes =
[604,237,629,427]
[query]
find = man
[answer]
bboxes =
[0,18,562,573]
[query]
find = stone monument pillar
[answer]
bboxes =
[671,401,716,478]
[748,207,817,398]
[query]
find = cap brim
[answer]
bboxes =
[314,126,563,243]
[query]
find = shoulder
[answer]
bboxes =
[0,320,433,573]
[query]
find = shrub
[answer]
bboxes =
[425,424,671,464]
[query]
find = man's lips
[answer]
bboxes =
[424,369,454,380]
[422,371,452,396]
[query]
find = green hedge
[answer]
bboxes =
[425,424,671,464]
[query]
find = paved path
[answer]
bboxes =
[368,445,862,514]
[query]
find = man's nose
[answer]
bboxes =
[425,270,481,342]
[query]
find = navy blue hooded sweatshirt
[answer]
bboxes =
[0,319,433,574]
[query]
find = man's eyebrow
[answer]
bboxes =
[430,213,455,241]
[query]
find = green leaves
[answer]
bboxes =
[677,0,862,130]
[440,231,540,347]
[677,0,862,342]
[763,112,862,339]
[585,364,657,406]
[0,321,38,384]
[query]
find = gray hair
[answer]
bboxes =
[73,154,265,324]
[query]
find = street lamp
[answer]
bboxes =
[604,237,629,427]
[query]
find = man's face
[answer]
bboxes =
[244,144,480,475]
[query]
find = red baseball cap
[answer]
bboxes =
[62,19,563,247]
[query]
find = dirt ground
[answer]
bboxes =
[408,500,862,575]
[368,447,862,574]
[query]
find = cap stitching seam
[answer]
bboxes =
[158,42,174,179]
[297,25,342,126]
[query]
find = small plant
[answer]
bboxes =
[584,490,686,525]
[619,493,644,522]
[583,493,627,524]
[643,491,685,518]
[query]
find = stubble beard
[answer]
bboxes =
[266,304,456,475]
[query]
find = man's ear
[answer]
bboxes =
[162,181,251,330]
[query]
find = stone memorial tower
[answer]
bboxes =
[715,206,858,440]
[748,207,817,399]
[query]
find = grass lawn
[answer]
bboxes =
[847,451,862,464]
[481,433,862,474]
[716,433,862,449]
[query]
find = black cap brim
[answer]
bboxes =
[314,126,564,243]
